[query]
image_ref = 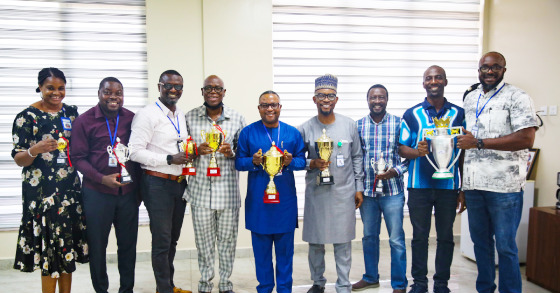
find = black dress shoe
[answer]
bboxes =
[307,285,325,293]
[219,290,234,293]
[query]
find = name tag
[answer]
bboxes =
[108,152,118,167]
[471,125,479,138]
[61,117,72,130]
[336,154,344,167]
[209,169,218,175]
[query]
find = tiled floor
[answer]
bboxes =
[0,240,551,293]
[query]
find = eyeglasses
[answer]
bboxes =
[202,86,224,93]
[479,64,504,73]
[258,103,280,110]
[315,93,337,101]
[159,82,183,91]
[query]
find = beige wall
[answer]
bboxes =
[484,0,560,207]
[2,0,557,260]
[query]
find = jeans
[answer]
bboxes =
[359,192,407,290]
[464,190,523,293]
[142,173,187,293]
[407,188,458,289]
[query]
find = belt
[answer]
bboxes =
[144,170,185,183]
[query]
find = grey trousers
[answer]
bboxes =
[308,242,352,293]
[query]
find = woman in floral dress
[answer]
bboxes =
[11,67,88,293]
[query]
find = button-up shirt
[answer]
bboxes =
[185,105,246,209]
[129,101,189,176]
[357,112,408,197]
[71,105,138,195]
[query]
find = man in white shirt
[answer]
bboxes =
[129,70,192,293]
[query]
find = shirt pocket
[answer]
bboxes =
[488,109,510,136]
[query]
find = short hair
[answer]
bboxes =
[366,84,389,100]
[483,51,507,66]
[259,90,280,102]
[98,77,123,90]
[159,70,182,82]
[36,67,66,93]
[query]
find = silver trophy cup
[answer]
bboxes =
[107,137,133,183]
[371,154,389,196]
[422,126,463,179]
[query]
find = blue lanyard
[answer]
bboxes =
[155,102,181,136]
[262,122,280,147]
[475,83,505,122]
[425,108,445,124]
[105,114,119,147]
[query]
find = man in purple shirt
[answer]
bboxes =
[71,77,140,293]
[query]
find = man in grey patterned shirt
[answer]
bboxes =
[185,75,246,293]
[457,52,538,293]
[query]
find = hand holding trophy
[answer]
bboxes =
[179,136,197,176]
[371,153,388,196]
[201,121,226,176]
[56,133,69,166]
[315,128,334,185]
[260,143,284,204]
[422,117,463,179]
[107,137,132,183]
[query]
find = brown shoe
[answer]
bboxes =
[173,287,192,293]
[352,279,380,291]
[393,289,406,293]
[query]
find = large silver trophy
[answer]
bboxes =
[107,137,133,183]
[422,117,462,179]
[371,153,389,196]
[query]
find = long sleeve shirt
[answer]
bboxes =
[235,120,306,234]
[356,112,408,197]
[129,101,189,176]
[71,105,138,195]
[185,105,246,209]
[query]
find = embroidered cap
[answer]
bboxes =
[315,74,338,92]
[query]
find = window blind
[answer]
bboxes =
[0,0,148,230]
[271,0,482,216]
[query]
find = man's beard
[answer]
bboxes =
[204,101,223,110]
[481,76,503,92]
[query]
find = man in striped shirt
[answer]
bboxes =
[354,84,408,293]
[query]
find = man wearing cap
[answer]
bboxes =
[235,90,306,293]
[298,74,364,293]
[185,75,246,293]
[129,70,191,293]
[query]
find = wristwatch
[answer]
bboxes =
[167,155,173,165]
[476,139,485,150]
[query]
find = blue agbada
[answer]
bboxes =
[235,120,306,234]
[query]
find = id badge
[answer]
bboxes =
[61,117,72,131]
[108,153,118,167]
[471,125,479,138]
[336,154,344,167]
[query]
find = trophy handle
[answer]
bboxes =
[425,154,439,171]
[201,130,206,140]
[107,145,113,155]
[447,149,462,170]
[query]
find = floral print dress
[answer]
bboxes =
[11,104,88,277]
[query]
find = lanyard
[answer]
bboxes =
[155,102,181,137]
[475,83,505,123]
[262,122,280,147]
[105,114,119,147]
[425,108,445,124]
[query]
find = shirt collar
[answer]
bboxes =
[421,97,451,111]
[367,112,388,125]
[478,80,506,95]
[197,104,230,122]
[94,104,124,119]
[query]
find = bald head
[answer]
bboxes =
[424,65,446,80]
[479,51,506,67]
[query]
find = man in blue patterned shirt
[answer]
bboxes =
[399,66,466,293]
[354,84,408,293]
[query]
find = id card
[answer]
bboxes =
[336,154,344,167]
[471,125,479,138]
[108,153,118,167]
[61,117,72,131]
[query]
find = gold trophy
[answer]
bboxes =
[260,142,284,204]
[180,136,197,176]
[315,129,334,185]
[201,121,226,176]
[56,133,68,166]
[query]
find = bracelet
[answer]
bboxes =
[27,148,37,158]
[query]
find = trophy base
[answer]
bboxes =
[317,176,334,186]
[120,175,133,184]
[263,192,280,204]
[432,171,453,180]
[207,167,221,177]
[182,167,196,176]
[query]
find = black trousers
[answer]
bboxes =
[141,173,187,293]
[83,187,139,293]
